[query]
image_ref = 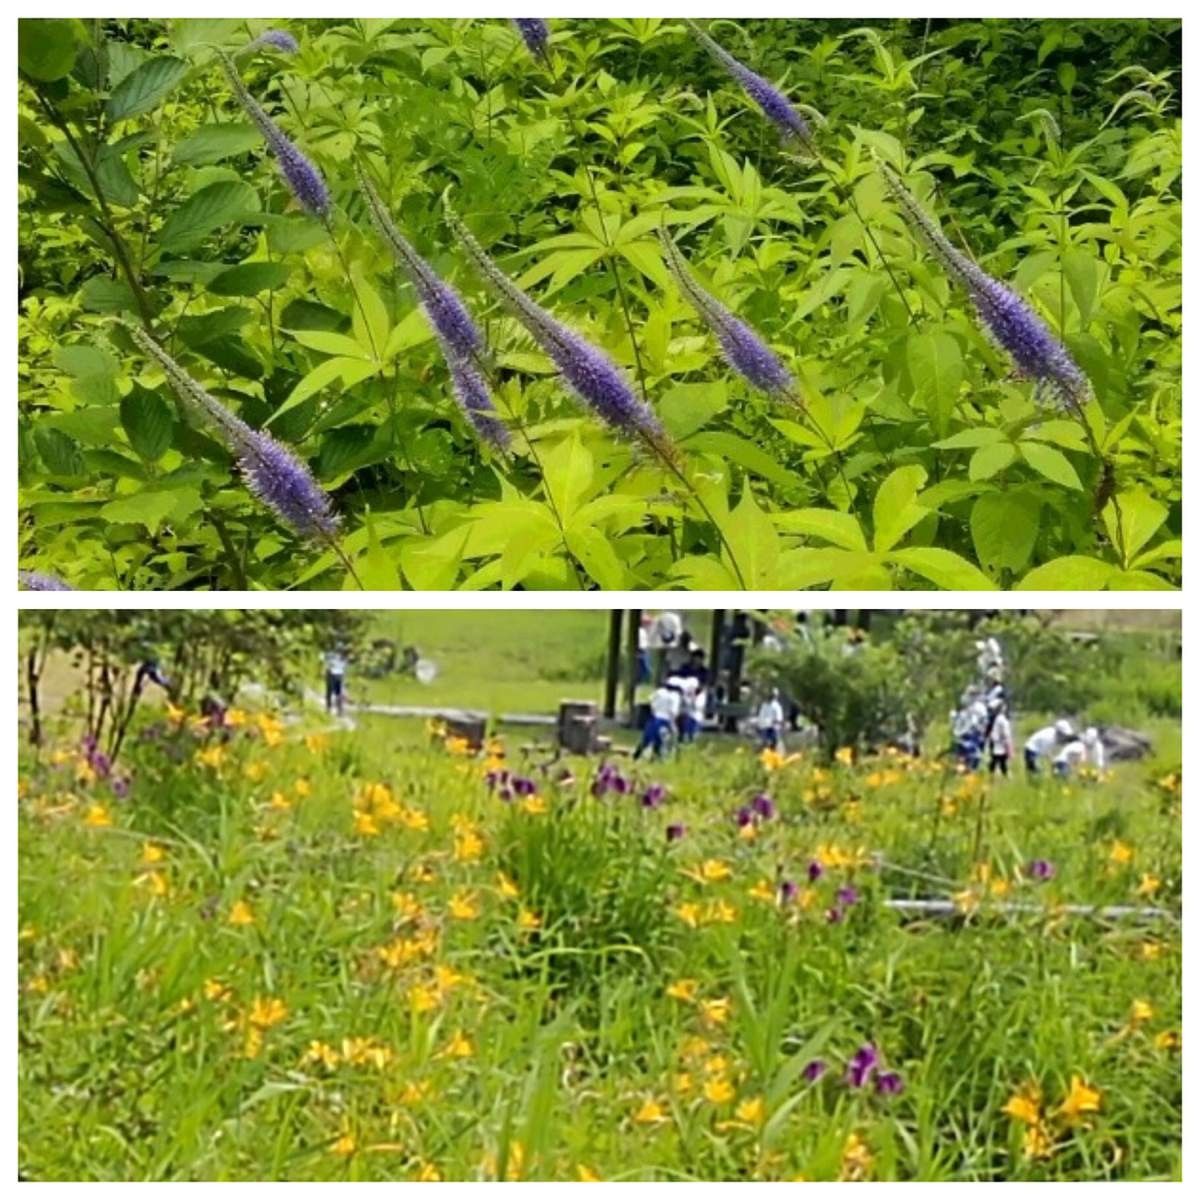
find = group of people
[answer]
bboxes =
[950,638,1106,780]
[633,644,711,760]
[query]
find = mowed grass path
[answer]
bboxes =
[18,701,1181,1181]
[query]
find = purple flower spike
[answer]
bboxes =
[216,49,331,219]
[751,793,777,821]
[802,1058,827,1082]
[877,159,1090,414]
[845,1044,880,1089]
[780,880,798,904]
[875,1071,905,1096]
[642,784,666,810]
[18,570,73,591]
[512,19,551,63]
[249,29,300,54]
[444,199,670,451]
[127,325,338,541]
[836,886,859,907]
[659,231,798,401]
[688,22,811,144]
[807,860,824,882]
[1027,859,1056,881]
[666,822,687,842]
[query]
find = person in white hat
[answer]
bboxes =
[1024,719,1074,776]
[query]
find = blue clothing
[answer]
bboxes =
[634,716,672,760]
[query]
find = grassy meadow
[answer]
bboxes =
[18,653,1181,1181]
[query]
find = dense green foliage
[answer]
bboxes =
[18,19,1181,589]
[19,654,1181,1179]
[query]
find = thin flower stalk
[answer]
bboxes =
[877,159,1090,414]
[215,48,331,220]
[127,325,338,541]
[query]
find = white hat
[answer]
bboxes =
[1084,727,1100,745]
[1055,719,1074,738]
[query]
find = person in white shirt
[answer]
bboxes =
[678,678,706,745]
[1057,728,1105,778]
[757,689,786,751]
[988,708,1014,777]
[323,649,349,716]
[1024,719,1073,775]
[634,680,681,760]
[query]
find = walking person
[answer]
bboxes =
[634,679,681,761]
[988,707,1014,777]
[323,646,349,717]
[757,688,786,752]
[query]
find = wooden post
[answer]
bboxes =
[624,608,642,725]
[603,610,622,719]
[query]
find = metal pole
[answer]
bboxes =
[624,608,642,726]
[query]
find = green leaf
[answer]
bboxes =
[565,526,627,589]
[1104,569,1179,592]
[1062,249,1099,328]
[660,381,728,441]
[19,18,81,82]
[872,464,928,553]
[541,435,593,526]
[1018,442,1082,490]
[159,180,262,253]
[889,547,998,590]
[970,491,1041,575]
[289,330,371,360]
[1015,556,1117,591]
[209,262,293,297]
[907,330,962,437]
[120,385,175,462]
[106,55,190,123]
[271,357,378,423]
[100,485,203,533]
[34,427,84,476]
[932,427,1007,450]
[357,512,401,591]
[670,555,741,590]
[969,442,1017,481]
[350,272,390,361]
[773,508,867,552]
[398,526,469,591]
[721,485,780,589]
[686,432,794,488]
[1102,490,1168,568]
[172,123,261,167]
[77,277,138,315]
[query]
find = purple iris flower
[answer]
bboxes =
[875,1071,905,1096]
[845,1044,880,1089]
[836,886,859,907]
[802,1058,827,1082]
[780,880,798,904]
[512,776,537,796]
[642,784,666,810]
[111,777,130,800]
[1027,859,1056,881]
[751,793,777,820]
[498,785,515,803]
[666,822,687,842]
[735,806,754,828]
[807,860,824,882]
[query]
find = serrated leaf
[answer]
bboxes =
[721,485,780,588]
[932,428,1008,450]
[19,18,81,82]
[773,508,867,552]
[1102,490,1168,568]
[566,526,627,589]
[120,385,174,462]
[969,442,1017,481]
[872,464,928,553]
[686,431,794,488]
[1015,556,1117,591]
[661,381,728,441]
[1062,248,1100,328]
[970,491,1040,575]
[541,435,593,525]
[159,180,261,253]
[1019,442,1082,490]
[907,330,962,437]
[172,123,261,167]
[350,271,391,361]
[398,526,470,591]
[34,427,84,476]
[100,485,203,533]
[889,547,998,590]
[209,262,293,297]
[670,555,741,590]
[357,512,401,591]
[106,55,190,122]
